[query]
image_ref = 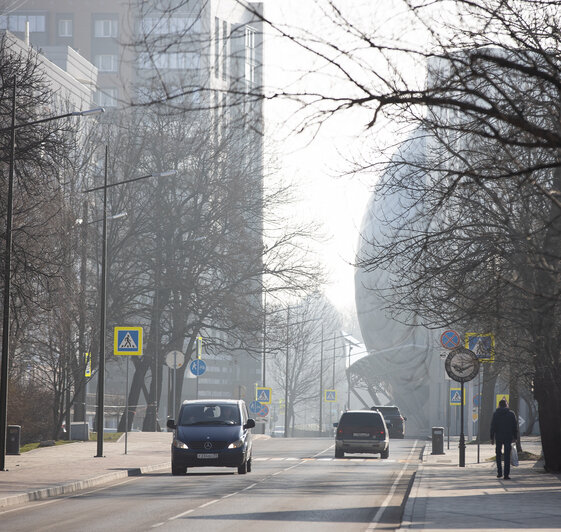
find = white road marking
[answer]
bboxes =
[168,508,194,521]
[366,440,418,530]
[199,499,219,508]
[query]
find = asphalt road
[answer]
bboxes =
[0,437,421,532]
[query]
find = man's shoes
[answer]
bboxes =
[497,473,503,478]
[503,476,511,480]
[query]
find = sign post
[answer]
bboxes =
[445,346,480,467]
[114,327,143,454]
[166,351,185,421]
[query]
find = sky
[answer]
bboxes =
[262,1,381,312]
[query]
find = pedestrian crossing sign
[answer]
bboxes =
[325,390,337,402]
[114,326,143,356]
[450,388,465,405]
[256,387,271,404]
[496,394,509,408]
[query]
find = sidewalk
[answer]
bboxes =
[0,432,172,509]
[400,436,561,531]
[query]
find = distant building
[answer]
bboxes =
[355,131,446,437]
[3,1,264,426]
[1,29,97,110]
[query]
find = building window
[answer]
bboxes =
[137,52,200,70]
[141,15,201,35]
[214,16,220,78]
[94,19,118,38]
[0,14,46,32]
[245,26,256,87]
[94,87,118,107]
[222,20,228,81]
[94,54,118,72]
[58,19,72,37]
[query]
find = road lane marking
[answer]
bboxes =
[242,483,257,491]
[199,499,219,508]
[366,440,418,530]
[168,508,194,520]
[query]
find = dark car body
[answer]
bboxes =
[371,405,406,438]
[334,410,390,458]
[166,399,255,475]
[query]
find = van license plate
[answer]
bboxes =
[197,453,218,459]
[353,433,369,437]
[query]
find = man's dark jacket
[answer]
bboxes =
[490,406,517,442]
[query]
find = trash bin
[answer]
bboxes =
[431,426,444,455]
[7,425,21,455]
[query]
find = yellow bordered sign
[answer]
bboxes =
[465,333,495,362]
[114,326,143,356]
[256,387,271,404]
[324,389,337,402]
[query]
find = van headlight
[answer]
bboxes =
[173,439,189,449]
[228,439,244,449]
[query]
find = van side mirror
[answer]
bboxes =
[166,419,176,430]
[333,422,338,428]
[244,418,256,429]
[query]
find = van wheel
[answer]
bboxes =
[238,460,248,474]
[172,464,187,475]
[335,448,344,458]
[381,448,389,459]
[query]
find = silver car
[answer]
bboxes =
[334,410,390,458]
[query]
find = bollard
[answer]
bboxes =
[6,425,21,455]
[431,426,445,455]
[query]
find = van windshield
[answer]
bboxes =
[178,404,241,426]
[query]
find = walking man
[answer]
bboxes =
[490,399,518,479]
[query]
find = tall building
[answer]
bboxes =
[3,1,264,427]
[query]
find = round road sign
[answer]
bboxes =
[190,359,207,376]
[257,404,269,417]
[440,330,461,350]
[165,350,185,369]
[249,401,262,414]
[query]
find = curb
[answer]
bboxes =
[398,443,429,530]
[0,462,169,510]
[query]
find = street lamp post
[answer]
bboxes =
[0,81,103,470]
[83,149,176,457]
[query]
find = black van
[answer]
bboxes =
[166,399,255,475]
[334,410,389,458]
[371,405,406,438]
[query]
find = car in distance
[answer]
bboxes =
[333,410,390,459]
[370,405,406,438]
[271,426,285,438]
[166,399,255,475]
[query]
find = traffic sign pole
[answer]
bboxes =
[125,358,129,454]
[460,381,465,467]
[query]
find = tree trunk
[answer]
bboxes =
[118,357,149,432]
[479,365,498,443]
[534,366,561,472]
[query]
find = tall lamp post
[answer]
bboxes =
[0,81,103,470]
[83,148,175,458]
